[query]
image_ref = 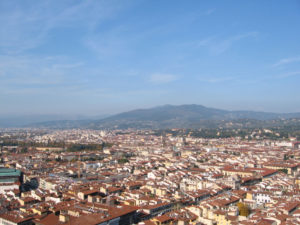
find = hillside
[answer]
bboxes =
[86,104,300,129]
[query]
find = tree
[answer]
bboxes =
[55,157,62,162]
[118,158,129,164]
[20,147,28,153]
[279,168,288,174]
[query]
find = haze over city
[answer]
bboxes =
[1,0,300,116]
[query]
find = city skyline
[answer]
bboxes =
[1,0,300,115]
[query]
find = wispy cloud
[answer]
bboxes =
[203,8,216,16]
[211,32,258,55]
[0,54,84,87]
[196,37,215,47]
[149,73,178,84]
[277,71,300,78]
[0,0,128,54]
[196,32,259,55]
[272,56,300,67]
[84,26,130,59]
[198,76,235,83]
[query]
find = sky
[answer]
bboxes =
[1,0,300,116]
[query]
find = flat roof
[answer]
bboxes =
[0,168,21,177]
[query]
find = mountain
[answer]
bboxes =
[86,104,300,129]
[19,104,300,129]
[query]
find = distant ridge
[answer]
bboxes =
[21,104,300,129]
[87,104,300,129]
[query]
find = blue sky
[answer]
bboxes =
[1,0,300,115]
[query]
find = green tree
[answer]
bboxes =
[118,158,129,164]
[20,147,28,153]
[279,168,288,174]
